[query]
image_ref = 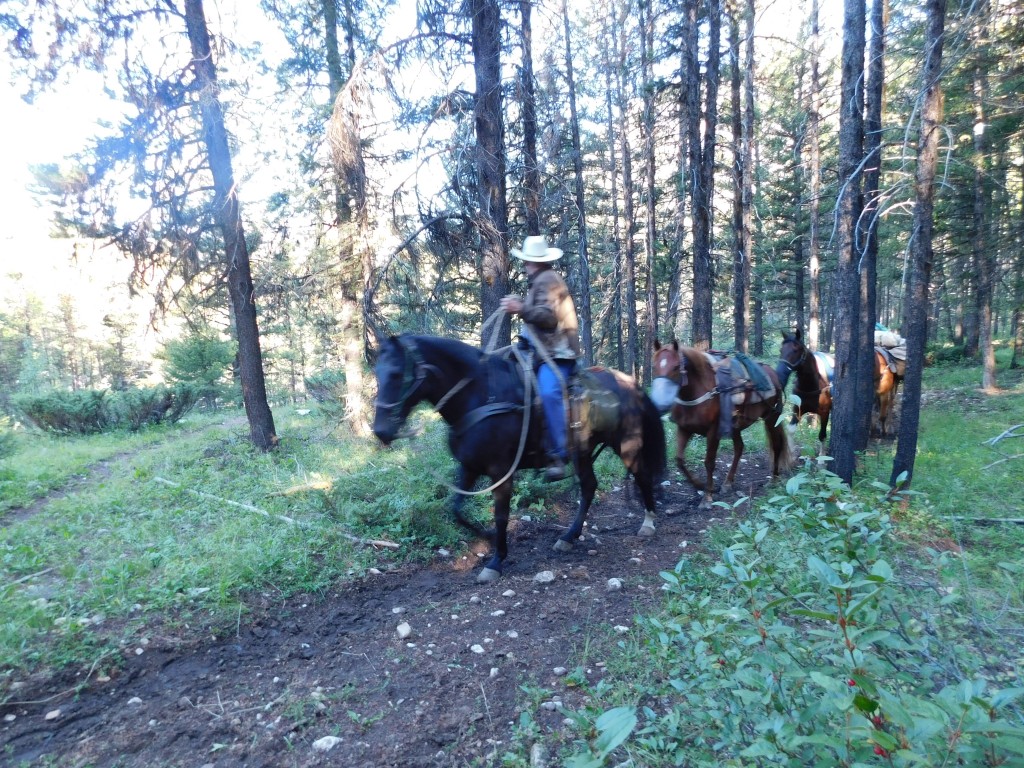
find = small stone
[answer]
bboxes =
[45,709,61,721]
[470,595,482,603]
[128,696,143,705]
[312,735,343,752]
[4,714,15,723]
[606,578,623,591]
[396,622,412,639]
[502,589,516,598]
[552,666,568,676]
[438,548,451,557]
[533,571,556,583]
[470,644,485,654]
[490,610,506,617]
[392,606,405,614]
[490,667,499,678]
[614,625,630,633]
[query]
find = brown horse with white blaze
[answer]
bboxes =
[650,340,796,508]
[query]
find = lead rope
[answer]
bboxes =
[443,309,535,497]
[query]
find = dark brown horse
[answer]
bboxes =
[649,340,795,508]
[775,330,834,455]
[372,335,667,583]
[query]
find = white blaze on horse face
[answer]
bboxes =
[650,377,678,413]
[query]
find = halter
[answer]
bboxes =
[776,342,808,373]
[374,336,429,430]
[654,347,721,407]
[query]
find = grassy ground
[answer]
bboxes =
[0,406,572,672]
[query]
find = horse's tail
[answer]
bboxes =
[639,392,668,481]
[764,409,797,476]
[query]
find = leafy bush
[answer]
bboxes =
[565,463,1024,767]
[103,383,201,431]
[13,389,110,433]
[159,333,235,407]
[13,384,200,434]
[305,368,347,419]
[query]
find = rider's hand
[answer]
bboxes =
[500,295,523,314]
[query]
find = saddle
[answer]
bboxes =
[708,351,776,438]
[875,345,906,377]
[569,367,620,448]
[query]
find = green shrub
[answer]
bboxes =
[564,464,1024,767]
[13,389,110,433]
[13,384,200,434]
[305,369,347,418]
[104,383,201,431]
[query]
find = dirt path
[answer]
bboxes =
[1,454,775,768]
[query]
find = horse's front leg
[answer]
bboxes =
[477,478,513,584]
[721,430,744,496]
[451,466,487,539]
[700,434,720,509]
[554,457,596,552]
[675,428,704,490]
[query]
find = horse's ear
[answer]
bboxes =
[795,328,802,340]
[672,339,679,351]
[654,338,662,351]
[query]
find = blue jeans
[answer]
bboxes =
[538,360,576,460]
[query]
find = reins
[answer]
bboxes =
[433,309,536,497]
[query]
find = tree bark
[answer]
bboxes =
[521,0,540,238]
[562,0,594,364]
[471,0,511,345]
[640,0,658,379]
[184,0,277,451]
[891,0,946,488]
[807,0,823,350]
[829,0,866,483]
[689,0,721,351]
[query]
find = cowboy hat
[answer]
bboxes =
[510,235,563,263]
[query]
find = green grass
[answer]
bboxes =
[0,406,527,673]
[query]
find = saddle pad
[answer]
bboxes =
[570,368,620,437]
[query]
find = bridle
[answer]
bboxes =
[654,347,720,407]
[776,341,808,374]
[374,336,430,430]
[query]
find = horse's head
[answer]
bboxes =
[775,329,807,389]
[372,335,425,445]
[650,339,683,414]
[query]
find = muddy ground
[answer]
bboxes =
[1,452,778,768]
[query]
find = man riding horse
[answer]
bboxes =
[499,236,580,482]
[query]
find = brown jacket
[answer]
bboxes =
[521,266,580,360]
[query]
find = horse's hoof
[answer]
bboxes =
[637,523,656,538]
[699,497,714,510]
[476,567,501,584]
[720,482,733,495]
[552,538,574,553]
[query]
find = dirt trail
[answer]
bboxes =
[1,453,775,768]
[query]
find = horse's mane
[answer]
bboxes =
[406,334,488,370]
[679,346,715,380]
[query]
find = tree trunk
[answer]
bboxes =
[973,6,997,390]
[602,4,625,371]
[184,0,277,451]
[858,0,886,445]
[828,0,866,483]
[324,0,370,436]
[471,0,511,345]
[562,0,594,364]
[521,0,541,238]
[690,0,721,351]
[891,0,946,488]
[640,0,658,380]
[808,0,823,350]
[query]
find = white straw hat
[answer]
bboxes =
[510,235,563,263]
